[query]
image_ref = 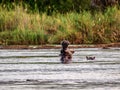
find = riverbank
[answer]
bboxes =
[0,7,120,45]
[0,43,120,49]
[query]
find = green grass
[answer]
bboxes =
[0,6,120,45]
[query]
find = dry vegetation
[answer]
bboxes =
[0,6,120,45]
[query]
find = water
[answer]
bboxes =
[0,48,120,90]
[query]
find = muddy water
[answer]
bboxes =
[0,48,120,90]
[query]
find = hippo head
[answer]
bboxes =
[61,40,70,49]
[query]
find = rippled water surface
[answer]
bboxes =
[0,48,120,90]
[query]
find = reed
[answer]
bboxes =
[0,6,120,45]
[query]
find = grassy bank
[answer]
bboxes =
[0,6,120,45]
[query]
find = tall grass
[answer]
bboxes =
[0,6,120,45]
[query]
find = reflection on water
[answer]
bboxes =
[0,48,120,90]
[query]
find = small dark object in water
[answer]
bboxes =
[86,56,95,60]
[26,79,38,82]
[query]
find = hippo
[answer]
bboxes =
[60,40,75,64]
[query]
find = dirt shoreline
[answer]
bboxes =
[0,43,120,49]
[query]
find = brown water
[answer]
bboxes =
[0,48,120,90]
